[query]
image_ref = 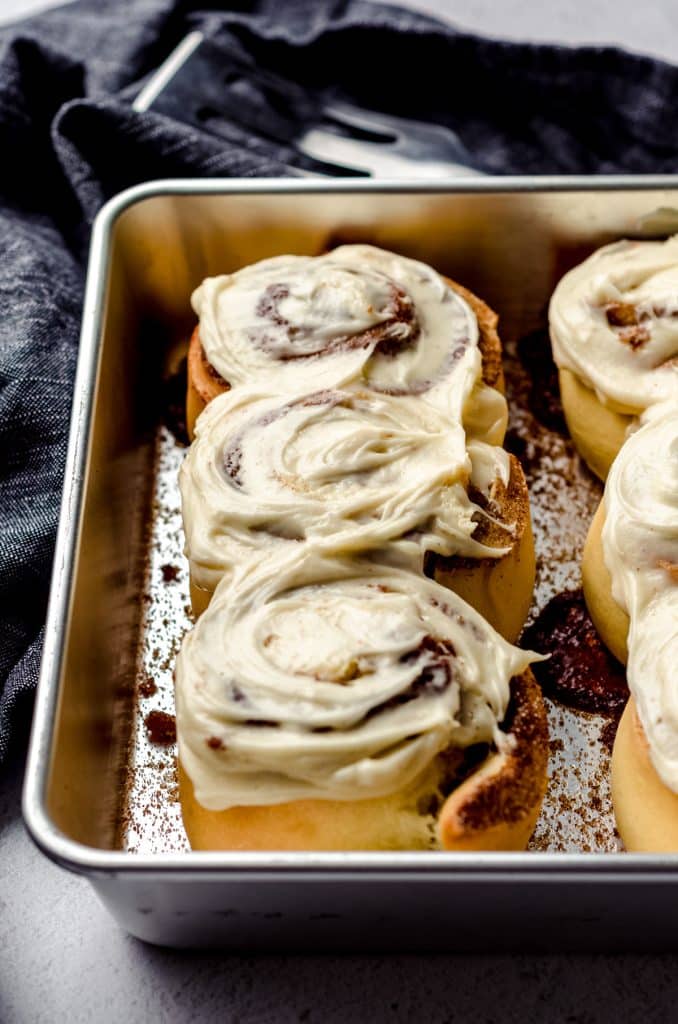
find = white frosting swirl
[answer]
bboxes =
[175,553,537,809]
[602,402,678,792]
[191,244,481,417]
[467,438,511,498]
[180,387,510,593]
[550,237,678,413]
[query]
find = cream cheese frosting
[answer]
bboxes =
[191,244,482,418]
[549,237,678,413]
[180,386,511,593]
[462,380,508,447]
[467,438,511,500]
[602,401,678,793]
[175,552,538,809]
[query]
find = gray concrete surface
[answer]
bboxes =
[3,1,678,1021]
[3,748,678,1024]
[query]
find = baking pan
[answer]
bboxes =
[22,177,678,950]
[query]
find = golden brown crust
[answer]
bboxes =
[186,325,230,440]
[443,277,504,393]
[179,669,547,852]
[186,274,504,440]
[582,500,629,664]
[612,698,678,852]
[429,454,535,642]
[439,669,549,851]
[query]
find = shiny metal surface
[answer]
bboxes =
[22,178,678,948]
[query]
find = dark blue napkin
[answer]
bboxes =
[2,0,678,765]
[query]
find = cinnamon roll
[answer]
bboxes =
[175,551,549,852]
[549,237,678,479]
[428,442,535,644]
[180,387,533,635]
[581,403,678,850]
[186,244,507,444]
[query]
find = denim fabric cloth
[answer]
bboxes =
[2,0,678,765]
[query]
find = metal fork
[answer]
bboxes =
[134,31,481,179]
[297,102,479,178]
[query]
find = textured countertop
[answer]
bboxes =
[3,2,678,1022]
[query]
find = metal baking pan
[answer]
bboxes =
[22,177,678,951]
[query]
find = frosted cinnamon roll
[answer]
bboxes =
[581,403,678,850]
[429,441,535,643]
[187,244,507,443]
[175,552,549,851]
[180,387,532,634]
[550,237,678,479]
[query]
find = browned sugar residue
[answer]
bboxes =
[161,563,180,583]
[206,736,224,750]
[138,676,157,698]
[522,589,628,717]
[144,710,177,745]
[605,302,639,328]
[619,325,650,350]
[516,327,567,435]
[604,302,650,349]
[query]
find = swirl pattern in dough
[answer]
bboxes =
[550,237,678,413]
[191,244,483,416]
[175,552,538,810]
[180,385,510,593]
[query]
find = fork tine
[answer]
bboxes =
[297,128,385,172]
[322,102,401,140]
[297,128,476,179]
[324,101,472,158]
[324,101,465,141]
